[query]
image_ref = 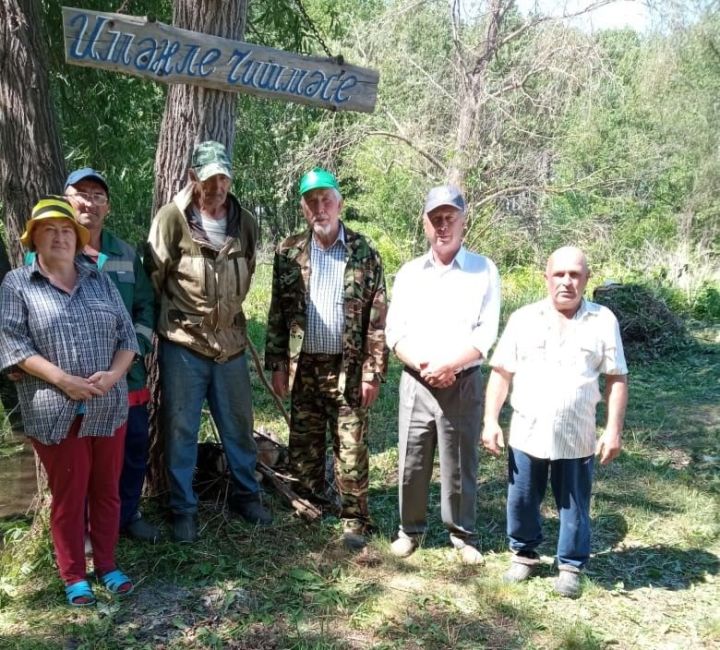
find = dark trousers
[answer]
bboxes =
[118,401,150,528]
[507,446,594,569]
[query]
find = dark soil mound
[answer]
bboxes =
[592,283,690,361]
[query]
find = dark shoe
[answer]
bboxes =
[124,514,160,543]
[230,499,272,526]
[342,530,367,551]
[503,553,540,583]
[173,514,198,543]
[555,565,582,598]
[342,521,372,551]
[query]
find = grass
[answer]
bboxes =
[0,267,718,649]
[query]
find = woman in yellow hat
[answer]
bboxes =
[0,197,139,606]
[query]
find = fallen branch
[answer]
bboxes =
[256,461,322,521]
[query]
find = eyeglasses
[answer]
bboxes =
[66,191,108,206]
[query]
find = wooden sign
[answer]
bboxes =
[62,7,379,113]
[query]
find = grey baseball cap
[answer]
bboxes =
[423,185,466,214]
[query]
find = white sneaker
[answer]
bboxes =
[459,545,485,565]
[390,537,418,558]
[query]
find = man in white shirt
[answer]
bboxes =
[482,246,628,597]
[386,185,501,564]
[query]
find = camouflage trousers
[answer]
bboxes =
[290,353,370,530]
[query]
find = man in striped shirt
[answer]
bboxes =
[482,246,628,597]
[265,168,387,550]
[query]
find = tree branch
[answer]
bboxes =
[366,131,447,173]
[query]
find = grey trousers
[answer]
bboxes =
[397,367,484,548]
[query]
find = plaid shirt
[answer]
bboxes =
[303,227,348,354]
[0,259,139,445]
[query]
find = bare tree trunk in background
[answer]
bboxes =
[146,0,248,496]
[448,0,509,187]
[0,0,65,267]
[0,0,66,497]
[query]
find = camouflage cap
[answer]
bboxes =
[191,140,233,182]
[20,195,90,249]
[299,167,340,196]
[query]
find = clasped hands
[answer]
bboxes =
[417,359,457,389]
[57,369,122,400]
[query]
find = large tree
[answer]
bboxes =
[152,0,248,212]
[0,0,65,267]
[147,0,250,494]
[0,0,68,435]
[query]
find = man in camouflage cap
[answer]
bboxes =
[265,167,387,549]
[146,140,271,542]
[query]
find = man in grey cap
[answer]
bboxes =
[386,185,500,563]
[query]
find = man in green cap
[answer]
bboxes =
[146,140,271,542]
[265,167,388,549]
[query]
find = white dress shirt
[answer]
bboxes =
[490,298,628,460]
[386,246,501,368]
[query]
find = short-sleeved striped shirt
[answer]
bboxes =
[303,227,348,354]
[490,298,628,460]
[0,259,139,445]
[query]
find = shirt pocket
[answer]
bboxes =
[114,270,136,284]
[517,337,546,364]
[576,337,603,373]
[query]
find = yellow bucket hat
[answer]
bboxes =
[20,196,90,249]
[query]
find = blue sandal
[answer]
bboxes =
[99,569,134,596]
[65,580,96,607]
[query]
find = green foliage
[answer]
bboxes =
[692,282,720,321]
[1,297,719,647]
[31,0,719,303]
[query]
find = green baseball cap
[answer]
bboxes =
[299,167,340,196]
[191,140,233,181]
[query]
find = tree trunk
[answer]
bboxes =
[146,0,248,496]
[0,0,65,267]
[151,0,248,212]
[447,0,508,188]
[0,0,66,499]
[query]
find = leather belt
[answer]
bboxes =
[403,365,479,384]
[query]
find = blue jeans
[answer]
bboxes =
[507,446,594,569]
[118,402,150,528]
[160,339,259,515]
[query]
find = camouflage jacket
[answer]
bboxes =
[265,223,388,407]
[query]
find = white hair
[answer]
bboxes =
[300,187,342,207]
